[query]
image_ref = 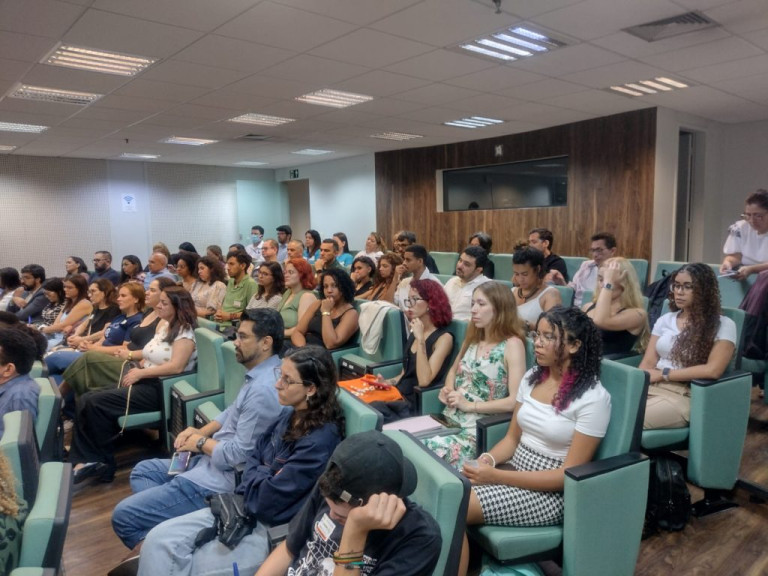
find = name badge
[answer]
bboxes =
[316,513,335,542]
[233,300,242,307]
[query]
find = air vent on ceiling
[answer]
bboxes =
[239,134,272,141]
[624,12,718,42]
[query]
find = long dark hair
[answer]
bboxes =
[91,278,117,308]
[530,306,602,413]
[120,255,143,283]
[0,268,20,291]
[68,256,88,275]
[283,346,345,442]
[305,229,322,258]
[63,274,89,313]
[256,262,285,300]
[161,286,198,343]
[198,256,226,285]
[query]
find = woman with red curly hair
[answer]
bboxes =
[371,279,455,422]
[278,258,318,338]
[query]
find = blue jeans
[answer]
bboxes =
[45,349,82,375]
[112,458,214,549]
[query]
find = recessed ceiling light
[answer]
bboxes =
[228,113,295,127]
[120,153,160,160]
[44,44,156,77]
[370,132,424,141]
[444,116,504,129]
[9,84,103,105]
[459,25,565,62]
[0,121,48,133]
[235,161,268,166]
[656,77,688,88]
[0,145,17,152]
[292,149,333,156]
[295,89,373,109]
[608,76,689,97]
[160,136,218,146]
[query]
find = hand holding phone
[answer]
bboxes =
[168,451,191,475]
[363,373,392,389]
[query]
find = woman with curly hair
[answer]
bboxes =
[640,263,736,429]
[291,268,359,350]
[278,258,317,338]
[136,345,344,576]
[420,282,527,469]
[582,257,649,355]
[194,256,227,318]
[365,251,403,303]
[458,306,611,576]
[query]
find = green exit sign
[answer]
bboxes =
[289,169,299,178]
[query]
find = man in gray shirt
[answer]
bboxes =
[111,308,287,552]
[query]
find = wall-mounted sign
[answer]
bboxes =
[121,194,137,212]
[289,169,300,178]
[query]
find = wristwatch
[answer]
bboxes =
[603,283,613,291]
[196,436,208,452]
[662,367,671,382]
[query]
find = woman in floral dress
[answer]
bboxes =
[423,282,527,468]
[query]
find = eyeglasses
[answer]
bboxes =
[670,283,694,293]
[273,368,306,387]
[741,212,767,221]
[528,331,558,345]
[404,297,424,308]
[93,258,105,263]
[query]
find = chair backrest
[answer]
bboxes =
[18,461,73,570]
[628,259,649,290]
[383,430,470,576]
[562,257,587,281]
[430,252,459,276]
[356,306,406,364]
[445,320,468,368]
[0,411,40,502]
[338,389,382,435]
[597,359,649,457]
[434,274,454,285]
[193,327,225,392]
[653,261,685,282]
[554,285,574,307]
[722,306,745,371]
[489,254,514,282]
[221,341,247,408]
[717,273,755,309]
[35,378,62,462]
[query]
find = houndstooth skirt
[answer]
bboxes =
[473,443,565,526]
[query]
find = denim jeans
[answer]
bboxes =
[112,458,215,549]
[45,349,82,375]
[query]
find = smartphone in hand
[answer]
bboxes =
[168,451,191,475]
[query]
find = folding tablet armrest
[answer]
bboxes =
[562,453,649,576]
[172,380,225,427]
[267,523,291,552]
[414,384,443,415]
[687,371,751,489]
[475,413,512,456]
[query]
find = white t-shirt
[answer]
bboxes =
[515,369,612,460]
[394,269,443,313]
[443,274,490,321]
[142,322,197,372]
[723,219,768,266]
[652,311,737,370]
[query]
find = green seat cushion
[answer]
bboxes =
[469,524,563,561]
[641,427,689,450]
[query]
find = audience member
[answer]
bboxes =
[214,251,258,323]
[512,247,562,330]
[246,262,285,311]
[313,238,343,276]
[57,279,120,352]
[70,285,198,484]
[194,256,227,318]
[278,259,318,338]
[640,263,736,429]
[0,268,20,312]
[246,225,265,267]
[350,256,375,297]
[304,229,322,265]
[206,245,225,266]
[151,242,172,263]
[276,225,292,263]
[120,255,146,285]
[178,242,197,254]
[721,188,768,280]
[394,245,443,313]
[65,256,89,280]
[0,314,47,361]
[40,275,93,349]
[7,264,47,323]
[39,278,65,328]
[286,239,304,261]
[254,430,442,576]
[365,252,403,303]
[137,346,344,576]
[393,230,439,273]
[261,238,280,264]
[444,246,491,321]
[528,228,568,281]
[291,268,359,350]
[469,232,495,279]
[111,309,286,557]
[0,327,40,436]
[549,232,617,306]
[420,282,526,468]
[459,307,611,576]
[333,232,353,267]
[174,251,200,303]
[143,252,175,290]
[355,231,386,263]
[90,251,121,286]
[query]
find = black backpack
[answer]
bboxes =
[644,273,674,331]
[645,456,691,536]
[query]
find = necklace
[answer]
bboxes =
[517,285,540,302]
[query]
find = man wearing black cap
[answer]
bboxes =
[256,430,441,576]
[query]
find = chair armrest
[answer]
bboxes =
[475,413,512,456]
[414,384,443,415]
[267,523,291,551]
[371,364,402,380]
[611,355,642,367]
[172,380,225,428]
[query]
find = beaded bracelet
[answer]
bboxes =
[479,452,496,467]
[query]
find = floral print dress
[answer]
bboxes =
[422,341,509,468]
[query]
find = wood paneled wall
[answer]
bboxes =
[375,108,657,262]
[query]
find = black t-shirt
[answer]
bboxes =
[286,488,441,576]
[544,253,569,282]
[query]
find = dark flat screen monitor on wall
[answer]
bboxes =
[440,156,568,212]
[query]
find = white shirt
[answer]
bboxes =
[354,250,383,264]
[723,219,768,266]
[516,369,612,460]
[394,268,443,313]
[443,274,490,321]
[246,242,264,267]
[652,311,737,370]
[569,260,599,307]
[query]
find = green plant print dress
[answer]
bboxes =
[422,340,509,468]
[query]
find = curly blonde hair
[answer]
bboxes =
[0,452,20,517]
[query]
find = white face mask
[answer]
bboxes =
[251,234,262,244]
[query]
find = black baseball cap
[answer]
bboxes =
[326,431,417,504]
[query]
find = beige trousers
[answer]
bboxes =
[643,382,691,429]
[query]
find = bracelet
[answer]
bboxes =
[128,351,133,361]
[322,311,331,316]
[479,452,496,467]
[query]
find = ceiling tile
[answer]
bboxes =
[173,35,296,73]
[91,0,259,32]
[0,0,86,38]
[312,29,433,68]
[513,44,626,76]
[167,103,239,121]
[0,32,57,63]
[706,0,768,35]
[113,79,211,103]
[496,0,585,19]
[71,106,156,124]
[18,63,131,93]
[710,72,768,103]
[140,60,251,90]
[92,94,174,113]
[592,27,732,59]
[269,0,423,26]
[189,89,280,112]
[0,97,82,119]
[561,60,670,88]
[384,49,496,82]
[334,70,432,97]
[740,27,768,51]
[682,53,768,83]
[495,101,595,125]
[393,83,482,105]
[351,98,428,117]
[259,55,369,85]
[443,93,529,116]
[644,85,768,122]
[0,58,33,82]
[215,2,357,52]
[639,36,764,71]
[397,105,478,124]
[499,78,592,100]
[225,75,316,100]
[542,89,647,115]
[444,66,547,92]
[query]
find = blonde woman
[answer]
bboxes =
[582,257,649,355]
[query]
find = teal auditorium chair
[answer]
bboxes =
[29,360,47,379]
[431,252,459,276]
[337,306,406,379]
[193,340,245,428]
[561,257,587,282]
[1,411,40,502]
[553,286,574,307]
[434,273,454,284]
[383,430,470,576]
[469,359,650,576]
[10,569,58,576]
[489,254,514,282]
[36,378,62,462]
[628,259,649,290]
[412,320,468,415]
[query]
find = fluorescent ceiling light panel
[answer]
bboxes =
[44,44,156,77]
[610,86,644,96]
[292,148,332,155]
[295,89,373,109]
[9,84,103,105]
[639,80,672,91]
[460,25,565,62]
[444,116,504,129]
[161,136,218,146]
[228,113,295,126]
[477,39,532,57]
[120,153,160,159]
[370,132,424,141]
[236,161,268,166]
[625,83,657,94]
[656,77,688,88]
[0,145,17,152]
[608,76,689,97]
[459,44,515,61]
[0,121,48,133]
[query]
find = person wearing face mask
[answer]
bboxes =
[246,225,265,267]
